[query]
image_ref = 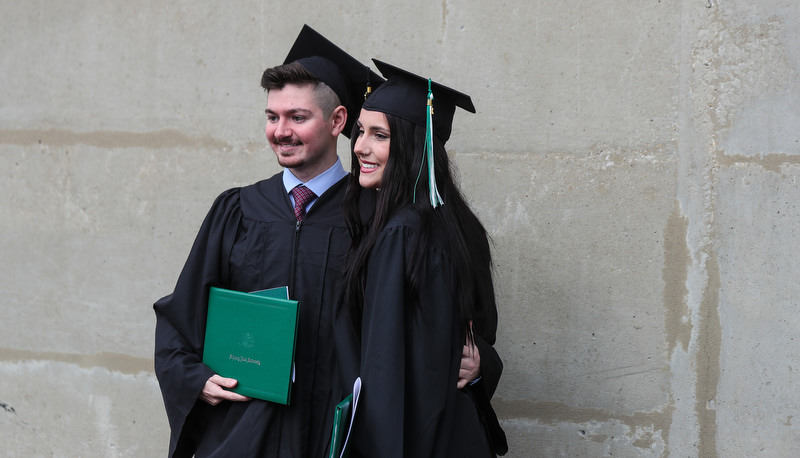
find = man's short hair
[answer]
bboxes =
[261,62,341,118]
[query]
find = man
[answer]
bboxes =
[154,25,382,457]
[154,25,501,457]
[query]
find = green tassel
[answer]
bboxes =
[422,79,444,208]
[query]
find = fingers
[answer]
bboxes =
[200,375,251,406]
[459,361,477,381]
[458,344,480,388]
[208,374,238,389]
[462,344,480,366]
[463,342,481,365]
[462,343,476,358]
[214,389,251,404]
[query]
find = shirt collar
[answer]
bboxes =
[282,157,348,197]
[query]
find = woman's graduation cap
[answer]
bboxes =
[362,59,476,207]
[283,25,383,138]
[362,59,476,143]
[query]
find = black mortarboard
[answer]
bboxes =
[362,59,476,142]
[362,59,476,208]
[283,25,383,138]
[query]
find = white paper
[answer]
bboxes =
[340,377,361,458]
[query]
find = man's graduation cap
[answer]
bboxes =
[362,59,476,207]
[362,59,476,143]
[283,25,383,138]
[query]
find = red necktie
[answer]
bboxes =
[291,185,316,222]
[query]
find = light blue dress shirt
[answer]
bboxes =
[282,158,349,212]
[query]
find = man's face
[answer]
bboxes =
[265,83,339,179]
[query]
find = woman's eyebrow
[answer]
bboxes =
[364,125,390,133]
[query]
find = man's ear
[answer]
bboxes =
[330,105,348,136]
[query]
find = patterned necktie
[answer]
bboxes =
[290,185,316,222]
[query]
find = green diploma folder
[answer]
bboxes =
[329,377,361,458]
[202,286,299,404]
[328,394,352,458]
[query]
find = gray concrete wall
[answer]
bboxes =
[1,1,798,456]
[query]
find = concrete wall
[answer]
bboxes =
[2,1,798,456]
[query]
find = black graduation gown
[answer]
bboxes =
[334,206,501,458]
[154,173,351,457]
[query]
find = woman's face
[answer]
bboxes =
[353,109,391,189]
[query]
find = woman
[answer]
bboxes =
[335,60,507,457]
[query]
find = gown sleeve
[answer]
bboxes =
[470,229,503,400]
[350,224,459,458]
[153,188,242,458]
[466,233,508,454]
[474,333,503,399]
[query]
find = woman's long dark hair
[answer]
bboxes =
[341,113,496,340]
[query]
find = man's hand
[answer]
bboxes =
[199,374,251,406]
[458,342,481,389]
